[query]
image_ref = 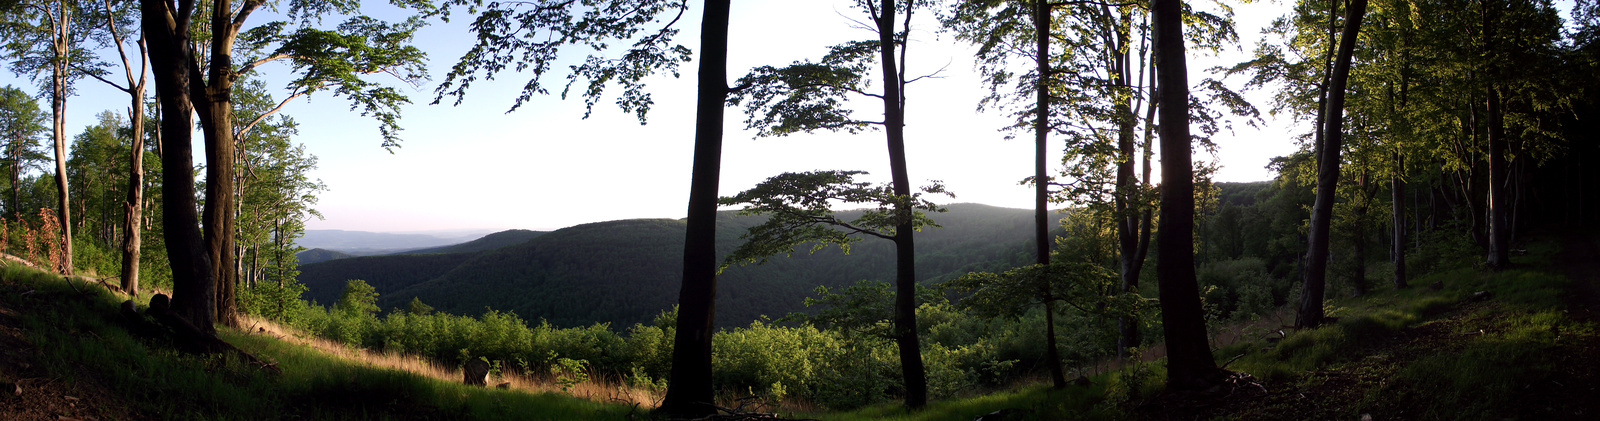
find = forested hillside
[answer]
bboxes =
[295,248,355,265]
[395,229,548,255]
[300,203,1038,327]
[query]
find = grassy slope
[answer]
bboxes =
[3,233,1595,420]
[0,264,638,420]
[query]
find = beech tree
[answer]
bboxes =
[0,0,97,275]
[0,85,48,217]
[77,0,150,295]
[424,0,731,416]
[1152,0,1224,390]
[727,0,940,406]
[139,0,428,330]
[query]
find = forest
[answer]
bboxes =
[0,0,1597,420]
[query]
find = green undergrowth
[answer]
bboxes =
[0,263,638,420]
[803,380,1116,421]
[1216,237,1598,419]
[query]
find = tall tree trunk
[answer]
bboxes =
[142,0,215,333]
[49,4,73,275]
[121,74,146,295]
[1113,5,1144,362]
[876,0,927,408]
[1298,0,1368,329]
[1484,0,1509,270]
[1031,0,1067,390]
[202,0,242,328]
[1391,152,1407,289]
[1353,170,1370,297]
[657,0,730,417]
[116,28,150,296]
[1153,0,1221,391]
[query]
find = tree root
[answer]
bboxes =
[120,295,279,374]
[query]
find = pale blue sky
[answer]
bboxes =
[2,0,1307,233]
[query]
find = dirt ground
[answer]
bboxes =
[0,281,138,421]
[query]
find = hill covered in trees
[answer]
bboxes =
[393,229,548,256]
[295,248,356,265]
[299,203,1039,327]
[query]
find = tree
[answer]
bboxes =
[1152,0,1223,391]
[230,79,324,321]
[78,0,150,296]
[1298,0,1368,328]
[0,0,97,275]
[138,0,428,330]
[140,0,212,331]
[0,85,47,218]
[660,0,730,415]
[425,0,715,415]
[728,0,940,405]
[335,279,379,317]
[717,170,948,407]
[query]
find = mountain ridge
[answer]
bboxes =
[298,203,1040,327]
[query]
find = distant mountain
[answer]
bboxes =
[296,248,356,265]
[296,229,495,252]
[395,230,547,255]
[298,203,1040,328]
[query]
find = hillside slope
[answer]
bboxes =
[307,204,1037,327]
[296,248,356,265]
[396,229,547,255]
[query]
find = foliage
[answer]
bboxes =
[431,0,693,121]
[335,279,381,317]
[718,170,951,269]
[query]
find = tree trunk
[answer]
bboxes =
[876,0,927,408]
[142,0,216,334]
[121,67,146,296]
[1298,0,1368,329]
[657,0,730,417]
[1153,0,1222,391]
[1113,5,1144,362]
[49,5,73,275]
[1484,0,1509,270]
[1485,94,1508,268]
[1353,170,1370,297]
[1031,0,1067,390]
[1391,152,1407,289]
[202,0,241,328]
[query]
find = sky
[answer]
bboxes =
[0,0,1307,233]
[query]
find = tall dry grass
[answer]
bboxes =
[238,314,665,408]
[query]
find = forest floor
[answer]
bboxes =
[1128,233,1600,420]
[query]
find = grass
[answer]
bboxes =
[0,263,643,420]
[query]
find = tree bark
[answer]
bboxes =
[142,0,216,334]
[120,74,146,296]
[1298,0,1368,329]
[1031,0,1067,390]
[48,3,74,275]
[657,0,730,417]
[1391,153,1407,289]
[1153,0,1222,391]
[201,0,243,328]
[1113,5,1144,362]
[876,0,928,408]
[1483,0,1510,270]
